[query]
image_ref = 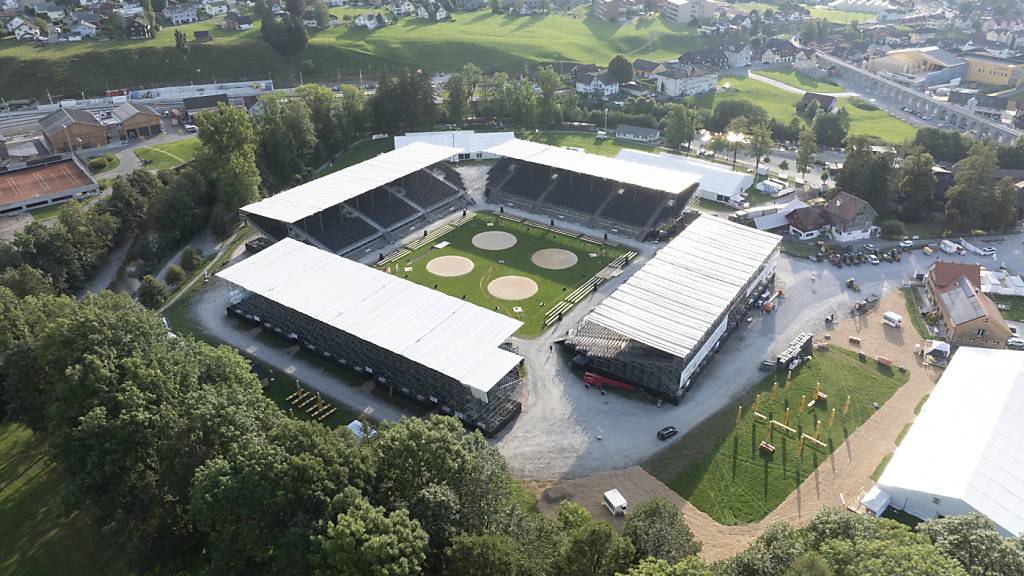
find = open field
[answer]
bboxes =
[382,212,626,337]
[756,69,844,93]
[135,137,201,171]
[806,6,875,24]
[644,347,909,525]
[700,76,917,143]
[313,137,394,177]
[0,13,700,100]
[989,294,1024,322]
[524,131,656,156]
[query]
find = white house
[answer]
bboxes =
[354,12,384,29]
[575,72,620,98]
[872,347,1024,537]
[653,66,718,97]
[33,2,66,21]
[6,16,27,33]
[202,0,229,16]
[115,2,145,16]
[11,21,42,40]
[71,20,97,37]
[394,0,415,15]
[163,4,199,24]
[661,0,718,24]
[724,43,751,67]
[614,124,661,144]
[327,0,347,5]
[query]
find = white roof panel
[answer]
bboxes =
[217,239,522,393]
[241,142,462,223]
[614,149,754,201]
[585,216,781,359]
[394,130,515,154]
[878,347,1024,537]
[486,138,700,195]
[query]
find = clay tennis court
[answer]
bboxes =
[0,160,93,208]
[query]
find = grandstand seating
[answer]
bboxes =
[438,163,465,190]
[299,209,380,253]
[542,175,611,214]
[347,188,420,229]
[598,188,663,227]
[500,162,554,201]
[487,158,513,190]
[247,213,290,240]
[401,171,460,211]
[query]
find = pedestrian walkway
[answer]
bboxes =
[537,290,941,562]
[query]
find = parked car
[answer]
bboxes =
[1007,337,1024,348]
[184,124,199,133]
[657,426,678,440]
[899,240,913,249]
[867,254,880,265]
[980,247,997,256]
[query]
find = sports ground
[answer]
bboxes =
[379,212,628,338]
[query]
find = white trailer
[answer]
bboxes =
[602,489,628,516]
[883,311,903,328]
[939,239,964,255]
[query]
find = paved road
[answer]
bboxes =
[747,72,859,98]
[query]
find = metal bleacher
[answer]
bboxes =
[543,175,610,214]
[299,209,380,254]
[401,171,461,211]
[500,163,553,201]
[597,187,663,227]
[346,188,421,229]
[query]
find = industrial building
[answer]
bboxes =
[614,149,753,207]
[562,215,781,402]
[870,347,1024,536]
[40,108,108,153]
[217,238,525,436]
[0,154,100,215]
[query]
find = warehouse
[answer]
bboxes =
[0,155,100,215]
[40,108,108,153]
[394,130,515,162]
[217,238,524,436]
[872,347,1024,536]
[562,215,781,402]
[614,148,754,207]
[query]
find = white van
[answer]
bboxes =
[602,488,627,516]
[939,239,964,255]
[882,311,903,328]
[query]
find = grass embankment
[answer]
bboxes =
[386,212,626,337]
[644,347,909,525]
[699,76,916,143]
[313,137,394,177]
[0,13,700,99]
[524,131,656,157]
[899,287,937,341]
[756,69,844,93]
[135,138,200,171]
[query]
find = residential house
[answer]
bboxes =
[729,13,749,29]
[796,92,838,114]
[632,58,664,78]
[5,16,26,33]
[786,206,827,240]
[71,20,97,37]
[723,42,751,67]
[678,48,730,71]
[40,108,107,152]
[575,71,620,98]
[12,21,42,40]
[115,2,145,16]
[820,191,879,242]
[354,12,385,29]
[193,29,212,41]
[661,0,718,24]
[416,0,447,20]
[451,0,484,10]
[571,63,600,79]
[126,13,153,38]
[591,0,623,23]
[756,38,802,64]
[33,1,65,21]
[653,65,717,97]
[301,9,319,27]
[393,0,416,16]
[111,101,162,139]
[793,48,816,71]
[326,0,346,5]
[614,124,661,144]
[72,10,100,25]
[202,0,228,16]
[926,261,1011,349]
[224,11,253,29]
[164,4,199,24]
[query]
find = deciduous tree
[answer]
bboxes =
[622,497,701,563]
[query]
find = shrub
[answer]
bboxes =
[848,97,878,111]
[165,264,186,286]
[879,219,905,239]
[88,156,109,173]
[137,275,167,309]
[180,247,202,272]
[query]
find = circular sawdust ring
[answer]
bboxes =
[425,255,475,277]
[487,276,539,300]
[472,230,518,251]
[531,248,578,270]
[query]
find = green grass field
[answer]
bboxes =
[0,13,700,100]
[524,131,656,156]
[28,202,67,222]
[756,69,844,93]
[701,76,917,143]
[989,294,1024,322]
[645,347,908,525]
[806,6,875,23]
[384,212,626,337]
[314,137,394,177]
[135,138,200,171]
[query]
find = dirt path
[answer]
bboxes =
[538,290,942,562]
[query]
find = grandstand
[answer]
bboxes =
[218,238,525,436]
[485,139,700,237]
[241,142,469,257]
[562,216,782,402]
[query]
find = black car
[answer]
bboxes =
[657,426,678,441]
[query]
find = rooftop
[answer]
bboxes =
[614,149,753,201]
[0,159,95,207]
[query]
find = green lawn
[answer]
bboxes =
[89,153,121,174]
[0,423,138,576]
[756,69,844,93]
[806,6,874,23]
[871,453,892,481]
[900,288,934,340]
[28,202,67,222]
[385,212,626,337]
[261,370,362,427]
[645,347,908,525]
[524,131,656,156]
[313,137,394,177]
[989,294,1024,322]
[0,13,700,100]
[135,138,201,171]
[701,76,916,143]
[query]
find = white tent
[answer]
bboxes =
[877,347,1024,536]
[394,130,515,162]
[614,148,754,206]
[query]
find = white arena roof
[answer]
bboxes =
[878,347,1024,536]
[240,142,462,224]
[217,238,523,395]
[486,138,700,196]
[585,215,781,359]
[614,149,754,203]
[395,130,515,155]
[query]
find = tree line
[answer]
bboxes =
[2,289,1023,576]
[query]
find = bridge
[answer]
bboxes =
[816,52,1022,145]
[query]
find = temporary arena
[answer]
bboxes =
[485,139,701,238]
[240,142,470,257]
[218,238,525,436]
[0,154,100,215]
[563,215,782,402]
